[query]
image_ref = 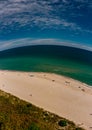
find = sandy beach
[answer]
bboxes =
[0,70,92,130]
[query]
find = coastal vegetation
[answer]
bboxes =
[0,90,85,130]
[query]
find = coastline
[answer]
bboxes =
[0,70,92,130]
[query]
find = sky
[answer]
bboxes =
[0,0,92,51]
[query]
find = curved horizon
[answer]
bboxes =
[0,38,92,52]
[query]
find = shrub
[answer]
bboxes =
[0,122,3,129]
[58,120,67,127]
[26,103,32,108]
[28,123,40,130]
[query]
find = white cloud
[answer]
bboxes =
[62,0,69,3]
[0,0,91,34]
[0,38,92,52]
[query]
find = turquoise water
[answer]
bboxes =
[0,45,92,85]
[0,55,92,85]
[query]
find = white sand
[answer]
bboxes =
[0,70,92,130]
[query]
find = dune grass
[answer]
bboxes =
[0,90,85,130]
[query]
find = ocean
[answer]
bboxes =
[0,45,92,85]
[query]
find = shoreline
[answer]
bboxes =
[0,70,92,130]
[1,69,92,88]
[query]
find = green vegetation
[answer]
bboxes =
[58,119,67,127]
[28,123,40,130]
[0,90,85,130]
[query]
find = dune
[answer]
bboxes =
[0,70,92,130]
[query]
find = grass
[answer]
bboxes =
[0,90,85,130]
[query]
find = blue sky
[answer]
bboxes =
[0,0,92,51]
